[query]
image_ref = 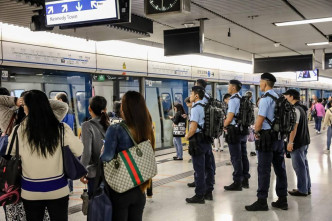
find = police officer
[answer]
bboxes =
[224,80,250,191]
[245,73,288,211]
[185,86,215,204]
[284,89,311,196]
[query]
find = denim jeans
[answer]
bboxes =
[173,137,183,159]
[228,135,250,183]
[327,127,332,150]
[290,145,311,194]
[257,139,288,199]
[315,116,323,132]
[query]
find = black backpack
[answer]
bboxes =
[232,94,255,134]
[263,93,296,138]
[193,97,225,143]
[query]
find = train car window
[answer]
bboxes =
[49,91,68,99]
[174,93,183,105]
[161,93,172,119]
[11,89,25,97]
[76,91,87,125]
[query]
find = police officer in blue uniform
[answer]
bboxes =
[245,73,288,211]
[223,80,250,191]
[185,86,215,204]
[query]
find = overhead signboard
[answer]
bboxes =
[1,41,96,72]
[148,61,191,79]
[296,69,319,82]
[191,67,218,82]
[45,0,120,26]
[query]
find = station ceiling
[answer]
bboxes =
[1,0,332,63]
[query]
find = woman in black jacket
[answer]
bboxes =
[170,103,186,160]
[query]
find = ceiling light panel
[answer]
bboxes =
[274,17,332,26]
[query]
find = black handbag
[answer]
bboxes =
[87,159,112,221]
[60,123,87,180]
[0,125,22,206]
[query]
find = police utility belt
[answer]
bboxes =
[255,129,278,152]
[224,125,241,144]
[188,133,206,156]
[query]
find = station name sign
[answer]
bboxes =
[45,0,119,26]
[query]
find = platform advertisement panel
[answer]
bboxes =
[191,67,219,82]
[296,69,319,82]
[1,41,96,72]
[96,54,147,77]
[45,0,119,26]
[147,61,191,79]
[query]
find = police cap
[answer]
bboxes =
[229,79,242,88]
[261,72,276,83]
[283,89,300,100]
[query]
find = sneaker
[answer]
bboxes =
[245,198,268,211]
[288,190,307,196]
[204,192,213,201]
[224,182,242,191]
[186,195,205,204]
[242,179,249,189]
[250,152,257,156]
[292,189,311,195]
[271,197,288,210]
[173,156,178,160]
[324,149,330,154]
[174,158,183,161]
[187,182,196,188]
[317,131,321,134]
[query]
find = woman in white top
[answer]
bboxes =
[8,90,83,221]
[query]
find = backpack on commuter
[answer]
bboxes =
[232,94,255,135]
[262,93,296,139]
[193,96,225,143]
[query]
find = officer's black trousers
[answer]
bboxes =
[228,135,250,183]
[257,139,288,199]
[192,143,215,196]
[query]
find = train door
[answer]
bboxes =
[216,83,228,101]
[300,89,308,106]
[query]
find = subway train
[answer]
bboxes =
[1,65,331,151]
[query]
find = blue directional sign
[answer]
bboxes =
[45,0,119,26]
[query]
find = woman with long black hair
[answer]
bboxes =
[8,90,83,221]
[101,91,155,221]
[80,96,110,197]
[170,103,186,160]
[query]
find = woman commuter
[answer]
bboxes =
[80,96,110,197]
[8,90,83,221]
[170,103,186,160]
[314,99,325,134]
[0,90,68,221]
[101,91,155,221]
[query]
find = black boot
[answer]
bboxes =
[242,179,249,189]
[186,195,205,204]
[245,198,269,211]
[271,196,288,210]
[224,182,242,191]
[204,192,213,201]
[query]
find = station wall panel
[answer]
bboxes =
[147,61,191,80]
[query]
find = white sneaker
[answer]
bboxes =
[324,150,330,154]
[318,131,321,134]
[316,130,318,133]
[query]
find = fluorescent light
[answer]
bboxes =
[274,17,332,26]
[306,42,330,46]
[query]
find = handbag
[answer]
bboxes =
[173,122,186,137]
[0,113,16,156]
[88,160,112,221]
[103,122,157,193]
[0,125,21,206]
[311,105,317,117]
[60,123,87,180]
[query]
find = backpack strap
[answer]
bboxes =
[193,103,205,108]
[230,94,241,100]
[261,92,278,126]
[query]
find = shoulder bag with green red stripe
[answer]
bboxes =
[103,122,157,193]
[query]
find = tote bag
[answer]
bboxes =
[103,123,157,193]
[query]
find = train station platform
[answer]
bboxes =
[1,122,331,221]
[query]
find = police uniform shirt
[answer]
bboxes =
[258,89,278,130]
[228,92,241,125]
[190,100,205,133]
